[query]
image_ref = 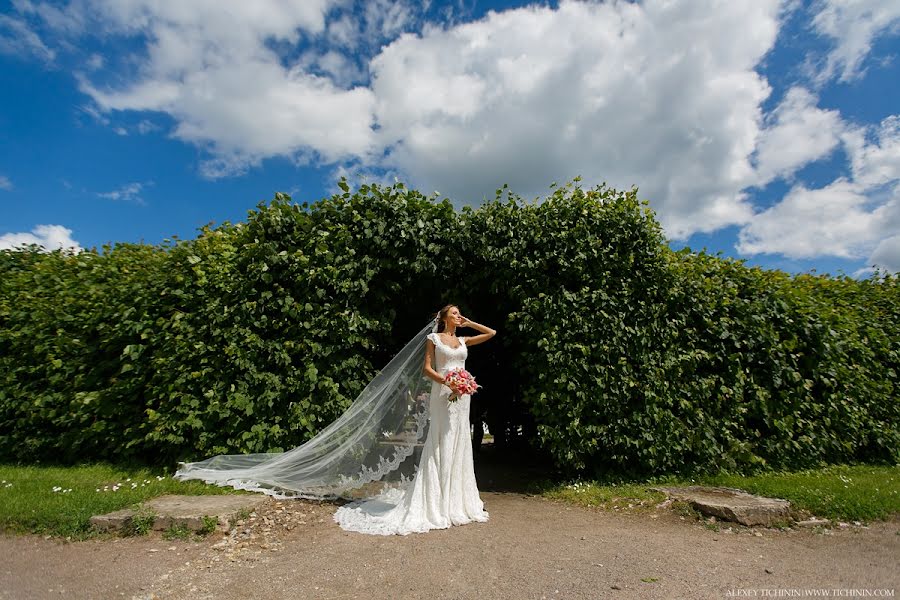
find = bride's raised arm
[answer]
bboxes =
[460,316,496,347]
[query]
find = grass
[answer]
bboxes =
[161,523,192,540]
[127,504,157,537]
[542,480,667,511]
[541,463,900,524]
[0,462,252,540]
[228,507,252,529]
[2,461,897,539]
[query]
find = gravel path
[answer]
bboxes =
[2,489,898,600]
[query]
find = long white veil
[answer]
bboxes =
[173,317,439,500]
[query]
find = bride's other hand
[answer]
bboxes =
[459,314,471,327]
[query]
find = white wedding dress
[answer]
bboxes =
[333,332,490,535]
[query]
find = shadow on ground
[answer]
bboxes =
[472,440,560,495]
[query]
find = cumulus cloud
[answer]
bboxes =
[0,224,82,252]
[371,0,781,239]
[752,87,844,186]
[738,115,900,272]
[811,0,900,83]
[13,0,785,239]
[737,179,882,259]
[867,234,900,274]
[0,175,12,190]
[66,0,376,177]
[842,115,900,188]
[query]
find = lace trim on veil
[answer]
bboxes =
[185,401,431,501]
[336,403,430,493]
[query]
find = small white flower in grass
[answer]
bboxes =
[96,488,101,492]
[126,478,131,482]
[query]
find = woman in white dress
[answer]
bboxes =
[333,304,496,535]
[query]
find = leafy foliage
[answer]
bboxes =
[0,178,896,478]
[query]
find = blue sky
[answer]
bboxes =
[1,0,899,278]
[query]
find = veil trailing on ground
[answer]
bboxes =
[173,318,440,500]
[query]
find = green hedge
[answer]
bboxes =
[1,179,896,477]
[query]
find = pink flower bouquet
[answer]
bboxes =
[443,368,481,402]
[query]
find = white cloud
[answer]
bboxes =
[75,0,376,177]
[12,0,786,239]
[738,114,900,268]
[0,175,12,190]
[737,179,882,259]
[136,119,158,134]
[0,14,55,62]
[12,0,86,35]
[867,234,900,274]
[370,0,782,239]
[842,115,900,188]
[364,0,415,39]
[327,14,358,48]
[752,87,844,186]
[326,0,418,50]
[811,0,900,82]
[97,181,149,205]
[85,52,103,69]
[11,0,787,240]
[0,224,82,252]
[15,0,892,261]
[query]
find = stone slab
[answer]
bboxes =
[90,494,268,533]
[650,485,793,527]
[88,508,138,533]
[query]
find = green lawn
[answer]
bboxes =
[0,463,251,539]
[541,463,900,523]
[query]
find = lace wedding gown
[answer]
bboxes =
[333,332,490,535]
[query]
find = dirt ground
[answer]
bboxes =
[2,452,898,600]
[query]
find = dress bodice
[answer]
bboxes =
[427,332,467,375]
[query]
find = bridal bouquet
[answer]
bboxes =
[444,368,481,402]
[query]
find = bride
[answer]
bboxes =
[174,304,496,536]
[335,304,494,535]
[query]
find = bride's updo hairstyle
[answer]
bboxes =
[435,304,458,333]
